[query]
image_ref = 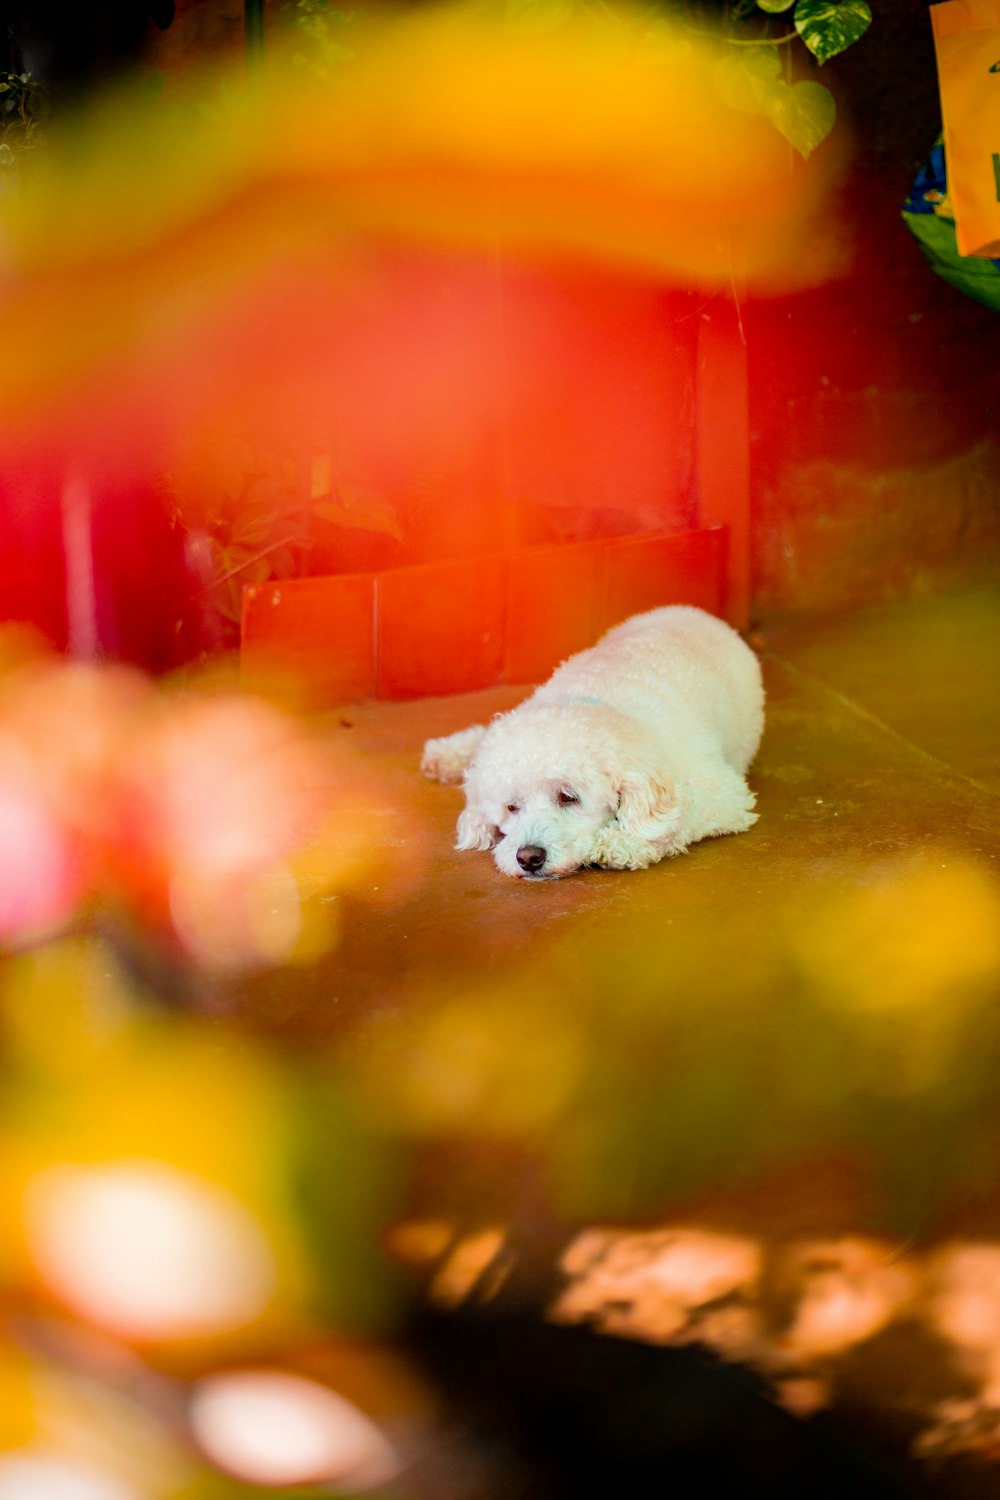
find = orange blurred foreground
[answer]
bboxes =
[0,5,844,468]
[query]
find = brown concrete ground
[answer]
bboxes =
[243,584,1000,1488]
[273,584,1000,1032]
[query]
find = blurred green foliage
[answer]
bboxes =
[343,846,1000,1238]
[0,70,47,179]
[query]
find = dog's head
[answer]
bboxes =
[456,703,682,878]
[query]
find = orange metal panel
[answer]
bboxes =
[503,539,605,685]
[376,554,506,699]
[240,528,730,705]
[240,574,376,709]
[599,528,728,634]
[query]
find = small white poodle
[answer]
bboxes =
[421,605,764,880]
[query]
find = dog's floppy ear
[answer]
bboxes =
[589,766,682,870]
[615,769,681,846]
[456,805,500,851]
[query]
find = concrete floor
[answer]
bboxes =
[275,584,1000,1036]
[250,585,1000,1486]
[248,583,1000,1243]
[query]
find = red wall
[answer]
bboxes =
[4,0,998,669]
[746,0,1000,616]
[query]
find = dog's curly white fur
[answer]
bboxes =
[421,606,764,880]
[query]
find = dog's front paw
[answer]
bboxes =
[684,766,758,841]
[589,823,684,871]
[421,725,486,784]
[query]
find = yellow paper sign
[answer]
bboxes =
[932,0,1000,256]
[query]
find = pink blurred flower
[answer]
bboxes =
[0,648,355,966]
[0,761,81,943]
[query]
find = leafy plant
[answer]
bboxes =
[280,0,361,76]
[0,69,48,179]
[501,1,872,158]
[710,0,872,157]
[167,425,401,648]
[669,1,872,158]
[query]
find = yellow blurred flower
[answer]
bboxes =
[787,851,1000,1097]
[0,1016,313,1348]
[357,986,584,1139]
[791,852,1000,1017]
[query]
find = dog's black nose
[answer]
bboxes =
[517,845,547,873]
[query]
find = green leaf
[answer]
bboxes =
[763,77,836,157]
[757,0,796,12]
[713,45,782,114]
[313,484,403,541]
[737,42,784,81]
[715,48,836,158]
[794,0,872,65]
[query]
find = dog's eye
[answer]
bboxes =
[506,803,520,815]
[557,790,580,808]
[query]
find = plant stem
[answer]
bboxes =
[213,537,302,591]
[722,31,797,45]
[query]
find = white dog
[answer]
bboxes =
[421,606,764,880]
